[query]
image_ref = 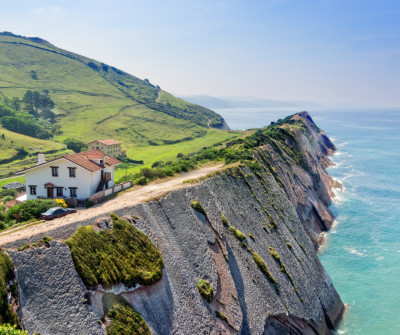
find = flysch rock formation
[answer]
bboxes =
[2,112,344,334]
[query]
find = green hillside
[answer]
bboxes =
[0,32,241,178]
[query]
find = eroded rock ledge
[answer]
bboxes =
[2,112,344,334]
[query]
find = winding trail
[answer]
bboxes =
[0,164,223,245]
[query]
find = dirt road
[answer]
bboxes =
[0,164,223,245]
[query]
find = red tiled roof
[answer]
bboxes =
[16,150,121,174]
[91,139,121,146]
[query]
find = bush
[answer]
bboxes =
[0,324,28,335]
[85,201,94,208]
[5,199,57,223]
[63,138,87,153]
[197,279,213,303]
[65,213,164,288]
[2,196,14,204]
[0,250,19,326]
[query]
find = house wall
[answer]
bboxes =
[87,142,121,157]
[25,159,95,200]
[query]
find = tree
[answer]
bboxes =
[64,138,87,153]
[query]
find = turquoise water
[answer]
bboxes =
[215,107,400,334]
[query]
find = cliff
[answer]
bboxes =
[1,112,343,334]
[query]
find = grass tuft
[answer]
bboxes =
[251,252,278,287]
[197,279,214,303]
[103,294,151,335]
[190,200,207,217]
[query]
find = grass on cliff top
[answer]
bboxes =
[102,293,150,335]
[65,213,164,288]
[0,249,19,326]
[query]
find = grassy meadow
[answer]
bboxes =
[0,33,242,179]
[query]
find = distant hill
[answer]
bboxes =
[180,94,321,109]
[0,32,241,178]
[0,32,227,148]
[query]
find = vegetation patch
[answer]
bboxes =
[215,310,238,331]
[228,226,246,242]
[0,249,19,326]
[18,236,53,251]
[102,294,150,335]
[267,213,277,230]
[0,324,28,334]
[190,200,207,217]
[251,252,278,288]
[65,213,164,288]
[220,214,229,226]
[1,199,57,231]
[269,247,302,300]
[197,279,214,303]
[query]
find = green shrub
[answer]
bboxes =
[2,196,14,204]
[0,250,19,326]
[136,176,148,186]
[251,252,278,286]
[66,213,164,288]
[5,199,57,223]
[85,201,94,208]
[197,279,213,303]
[190,200,207,217]
[0,324,29,335]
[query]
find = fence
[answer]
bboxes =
[88,181,133,204]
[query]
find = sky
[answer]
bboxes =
[1,0,400,107]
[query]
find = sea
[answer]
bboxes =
[215,107,400,335]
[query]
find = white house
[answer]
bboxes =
[17,150,121,200]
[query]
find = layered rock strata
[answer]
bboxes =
[2,113,344,334]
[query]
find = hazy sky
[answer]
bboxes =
[1,0,400,106]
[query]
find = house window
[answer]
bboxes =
[56,187,63,197]
[29,185,37,195]
[51,166,59,177]
[68,167,76,177]
[69,187,77,198]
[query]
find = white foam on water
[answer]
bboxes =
[344,246,366,257]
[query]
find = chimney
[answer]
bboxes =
[38,153,46,165]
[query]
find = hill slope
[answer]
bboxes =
[0,32,228,147]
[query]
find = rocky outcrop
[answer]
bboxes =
[255,111,339,247]
[3,112,344,334]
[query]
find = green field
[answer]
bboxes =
[0,32,239,179]
[114,129,244,180]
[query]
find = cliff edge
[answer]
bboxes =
[1,112,344,334]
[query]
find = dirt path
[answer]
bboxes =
[0,164,223,245]
[155,90,161,102]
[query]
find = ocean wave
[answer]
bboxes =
[344,246,366,257]
[336,142,349,148]
[332,184,346,203]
